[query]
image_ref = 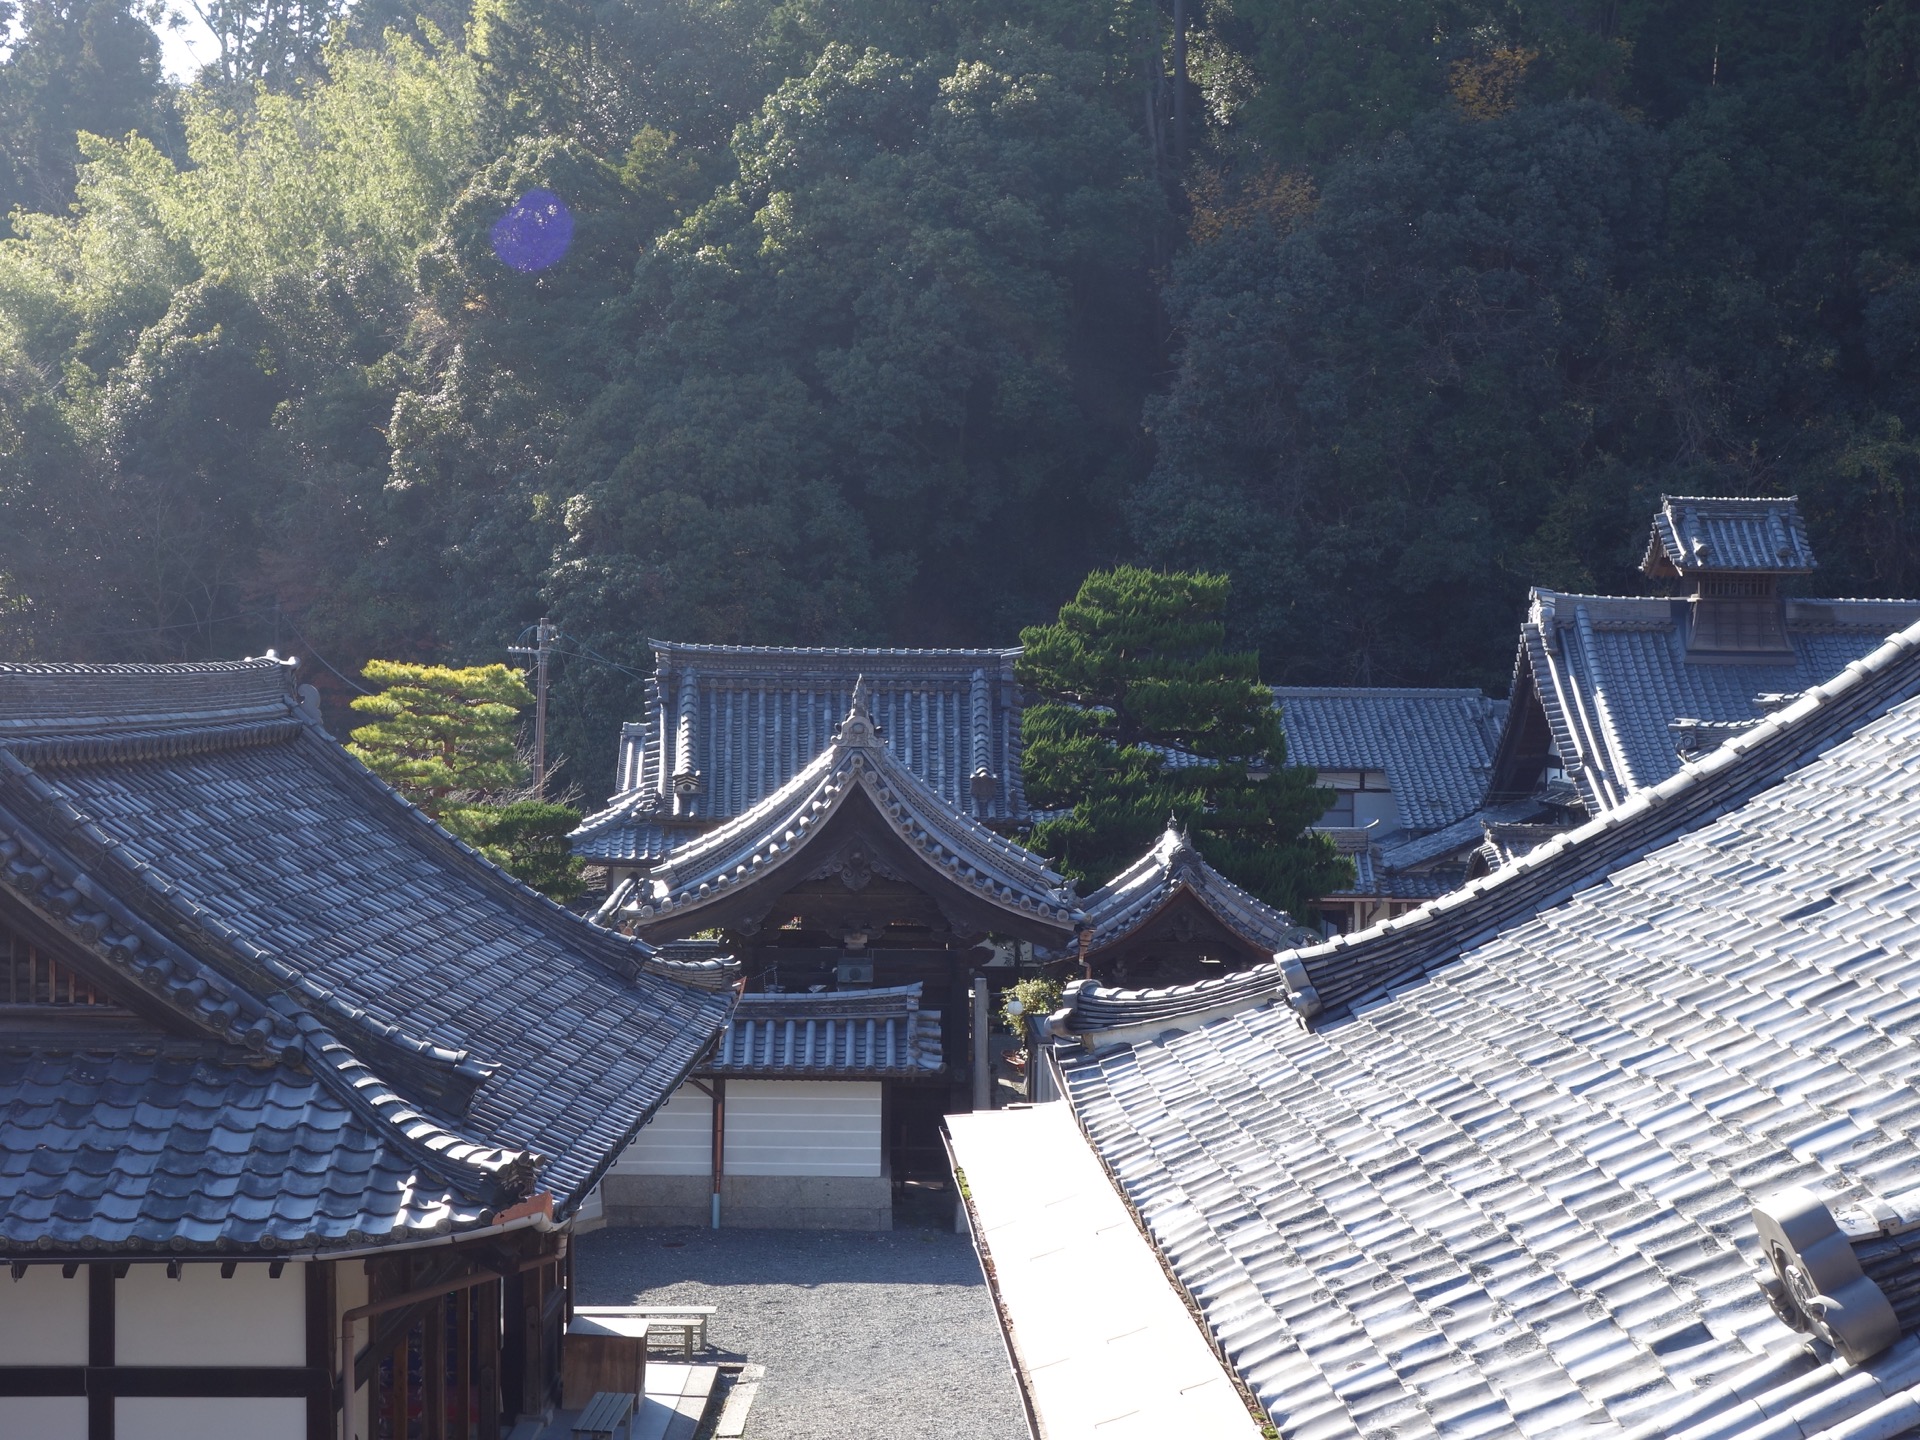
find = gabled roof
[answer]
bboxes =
[572,641,1028,864]
[704,983,942,1078]
[1055,611,1920,1041]
[1273,687,1505,831]
[1487,588,1920,813]
[1043,612,1920,1438]
[1642,493,1816,577]
[1076,823,1319,958]
[606,681,1081,942]
[0,660,732,1254]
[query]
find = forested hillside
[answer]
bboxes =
[3,0,1919,801]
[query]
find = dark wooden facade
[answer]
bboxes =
[1082,887,1275,990]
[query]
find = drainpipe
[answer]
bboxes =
[691,1076,726,1229]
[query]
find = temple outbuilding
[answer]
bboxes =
[0,660,731,1440]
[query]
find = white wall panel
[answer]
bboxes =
[0,1396,86,1439]
[609,1086,712,1176]
[117,1261,305,1366]
[0,1265,87,1363]
[117,1398,304,1440]
[724,1080,881,1177]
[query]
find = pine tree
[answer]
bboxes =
[347,661,583,901]
[347,660,532,803]
[1016,566,1349,918]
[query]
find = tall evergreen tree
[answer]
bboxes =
[346,660,585,900]
[0,0,169,221]
[1016,566,1348,919]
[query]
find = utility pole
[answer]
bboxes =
[508,617,555,799]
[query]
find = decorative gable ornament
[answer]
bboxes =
[1751,1187,1900,1364]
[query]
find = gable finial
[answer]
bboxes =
[838,675,878,745]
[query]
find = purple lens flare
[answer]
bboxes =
[490,189,574,272]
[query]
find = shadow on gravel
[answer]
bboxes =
[572,1226,1026,1440]
[575,1225,987,1293]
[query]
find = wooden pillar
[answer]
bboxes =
[424,1294,447,1440]
[386,1331,408,1440]
[88,1261,113,1440]
[500,1269,525,1420]
[710,1078,726,1230]
[305,1262,333,1440]
[971,977,990,1112]
[477,1279,502,1440]
[455,1285,473,1436]
[525,1263,545,1418]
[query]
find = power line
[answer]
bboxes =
[269,612,374,696]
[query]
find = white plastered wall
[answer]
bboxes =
[115,1398,304,1438]
[117,1260,306,1365]
[724,1080,880,1177]
[607,1085,713,1176]
[603,1078,883,1178]
[0,1397,86,1439]
[0,1264,88,1362]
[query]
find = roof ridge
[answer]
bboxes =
[620,695,1080,933]
[6,718,307,766]
[649,639,1022,660]
[0,657,296,731]
[1272,686,1494,700]
[1061,614,1920,1041]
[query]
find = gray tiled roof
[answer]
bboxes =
[1057,612,1920,1039]
[572,642,1027,864]
[1495,590,1920,814]
[607,682,1080,941]
[0,660,733,1253]
[1274,687,1506,831]
[1057,613,1920,1438]
[1075,823,1319,957]
[705,984,942,1078]
[0,1045,474,1250]
[1643,494,1816,576]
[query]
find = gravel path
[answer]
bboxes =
[574,1224,1028,1440]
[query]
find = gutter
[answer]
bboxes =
[941,1123,1042,1440]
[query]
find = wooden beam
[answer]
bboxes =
[88,1261,113,1440]
[477,1279,501,1440]
[305,1261,332,1440]
[424,1293,446,1440]
[455,1282,473,1436]
[386,1333,407,1440]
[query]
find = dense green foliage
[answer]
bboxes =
[347,660,585,898]
[1017,567,1346,914]
[6,0,1920,803]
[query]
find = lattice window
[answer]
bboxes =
[1,924,120,1006]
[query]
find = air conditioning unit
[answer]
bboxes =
[835,960,874,987]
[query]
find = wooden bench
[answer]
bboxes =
[572,1389,636,1439]
[575,1303,718,1356]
